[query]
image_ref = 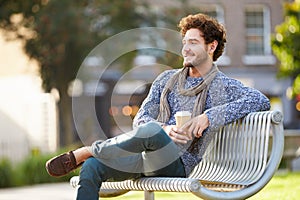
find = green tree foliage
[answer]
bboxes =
[0,0,154,145]
[271,1,300,96]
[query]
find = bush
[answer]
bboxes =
[14,152,80,186]
[0,158,14,187]
[0,149,80,188]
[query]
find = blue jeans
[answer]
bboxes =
[76,122,186,200]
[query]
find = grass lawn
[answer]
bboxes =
[107,171,300,200]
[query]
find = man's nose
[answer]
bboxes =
[182,44,190,53]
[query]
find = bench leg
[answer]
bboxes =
[144,190,154,200]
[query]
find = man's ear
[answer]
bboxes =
[209,40,218,54]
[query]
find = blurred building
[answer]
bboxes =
[0,31,58,163]
[143,0,296,128]
[83,0,297,138]
[71,0,298,144]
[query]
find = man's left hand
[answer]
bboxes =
[181,113,209,138]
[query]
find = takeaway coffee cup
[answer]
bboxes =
[175,111,192,127]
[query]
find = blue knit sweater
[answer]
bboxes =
[133,68,270,176]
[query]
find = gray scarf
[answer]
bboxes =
[157,64,219,123]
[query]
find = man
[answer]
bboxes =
[46,13,270,200]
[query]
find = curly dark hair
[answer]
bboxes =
[178,13,227,61]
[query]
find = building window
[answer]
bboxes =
[243,5,276,65]
[245,6,266,55]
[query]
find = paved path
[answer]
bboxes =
[0,182,75,200]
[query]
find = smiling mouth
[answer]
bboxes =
[184,53,195,57]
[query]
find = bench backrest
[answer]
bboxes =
[189,111,281,186]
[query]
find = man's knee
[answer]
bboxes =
[137,121,165,137]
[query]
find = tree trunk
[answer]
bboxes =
[58,87,74,146]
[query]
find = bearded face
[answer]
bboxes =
[182,29,210,69]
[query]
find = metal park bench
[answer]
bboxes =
[70,110,284,200]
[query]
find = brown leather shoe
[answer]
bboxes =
[46,151,80,177]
